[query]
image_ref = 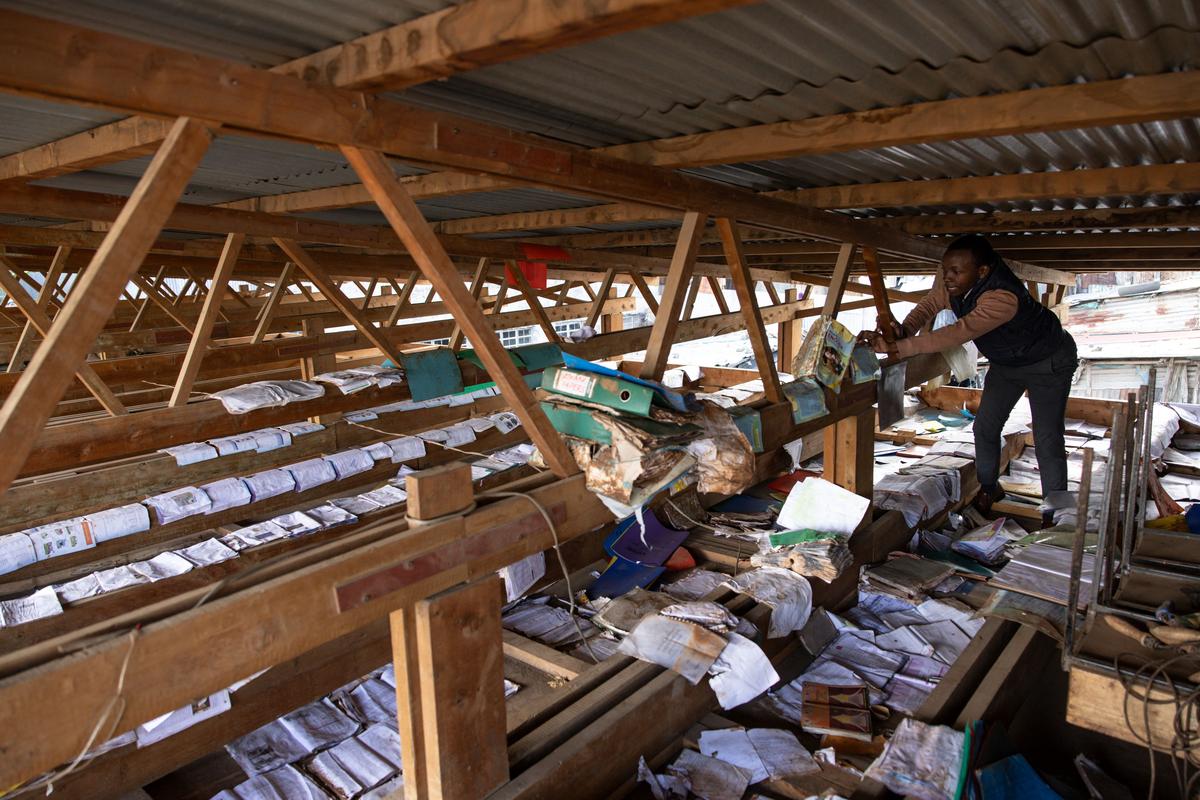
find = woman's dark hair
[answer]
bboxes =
[944,233,999,269]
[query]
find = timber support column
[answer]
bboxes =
[391,464,508,800]
[823,409,875,500]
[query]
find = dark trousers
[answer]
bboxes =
[974,333,1078,497]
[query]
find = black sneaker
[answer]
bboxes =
[974,484,1005,515]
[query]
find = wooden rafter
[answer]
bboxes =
[344,145,579,477]
[0,117,212,496]
[251,262,295,344]
[585,269,619,331]
[5,246,69,372]
[510,264,560,344]
[626,270,660,314]
[449,257,489,351]
[822,243,857,316]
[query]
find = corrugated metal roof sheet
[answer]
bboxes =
[0,0,1198,226]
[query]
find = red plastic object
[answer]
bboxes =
[664,546,696,571]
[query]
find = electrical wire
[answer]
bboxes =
[1112,651,1200,800]
[477,489,600,665]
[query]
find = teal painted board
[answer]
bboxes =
[400,348,463,401]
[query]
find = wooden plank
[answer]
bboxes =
[822,411,874,500]
[413,577,509,800]
[955,626,1054,727]
[5,246,69,371]
[639,212,706,380]
[915,619,1016,725]
[821,242,857,316]
[128,265,167,332]
[393,604,430,800]
[407,463,474,521]
[250,261,293,344]
[501,630,590,681]
[705,275,730,314]
[601,71,1200,168]
[274,238,406,365]
[1066,665,1197,752]
[168,233,244,406]
[0,117,171,182]
[389,271,420,327]
[786,162,1200,209]
[343,146,579,476]
[717,217,783,402]
[129,273,197,334]
[0,267,127,417]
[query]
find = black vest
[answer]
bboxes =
[948,260,1064,367]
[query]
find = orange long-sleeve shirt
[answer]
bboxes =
[895,282,1018,359]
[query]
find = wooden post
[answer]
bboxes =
[169,233,244,406]
[681,275,702,320]
[716,217,783,402]
[6,246,69,373]
[0,117,212,497]
[299,317,335,381]
[510,263,560,343]
[602,287,625,335]
[626,269,659,314]
[129,265,167,332]
[822,242,857,316]
[388,271,419,327]
[390,466,507,800]
[250,261,294,344]
[823,410,874,499]
[776,287,808,376]
[344,145,578,477]
[639,211,706,381]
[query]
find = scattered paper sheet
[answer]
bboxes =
[332,678,397,727]
[324,448,374,479]
[309,735,395,798]
[662,568,727,601]
[331,496,384,516]
[386,436,426,463]
[910,620,971,665]
[864,718,964,800]
[0,532,37,576]
[95,564,150,593]
[498,552,545,602]
[464,416,496,433]
[211,380,324,415]
[144,486,212,525]
[250,428,292,452]
[638,755,689,800]
[214,764,330,800]
[279,421,324,437]
[175,538,239,568]
[129,552,194,582]
[221,521,290,551]
[244,469,297,501]
[27,518,95,560]
[698,727,819,783]
[721,567,813,638]
[160,442,219,466]
[709,633,780,710]
[665,748,750,800]
[618,615,727,684]
[362,441,394,461]
[84,504,151,543]
[0,586,63,628]
[202,478,253,514]
[306,503,358,529]
[358,485,407,508]
[661,601,741,634]
[137,690,231,747]
[285,458,338,492]
[56,572,103,603]
[209,432,261,457]
[271,511,322,538]
[503,599,595,646]
[777,478,870,535]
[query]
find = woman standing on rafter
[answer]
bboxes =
[858,234,1078,526]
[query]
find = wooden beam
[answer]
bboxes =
[823,411,875,499]
[0,266,127,416]
[716,218,783,403]
[5,246,69,371]
[601,72,1200,168]
[786,162,1200,210]
[410,577,509,799]
[344,145,579,477]
[0,117,210,497]
[821,243,857,316]
[389,271,420,327]
[681,275,702,320]
[274,239,406,366]
[706,275,730,314]
[450,257,490,351]
[0,117,171,182]
[891,205,1200,235]
[168,233,244,406]
[639,212,706,381]
[128,265,166,332]
[250,261,294,344]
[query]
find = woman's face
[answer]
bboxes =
[942,250,988,297]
